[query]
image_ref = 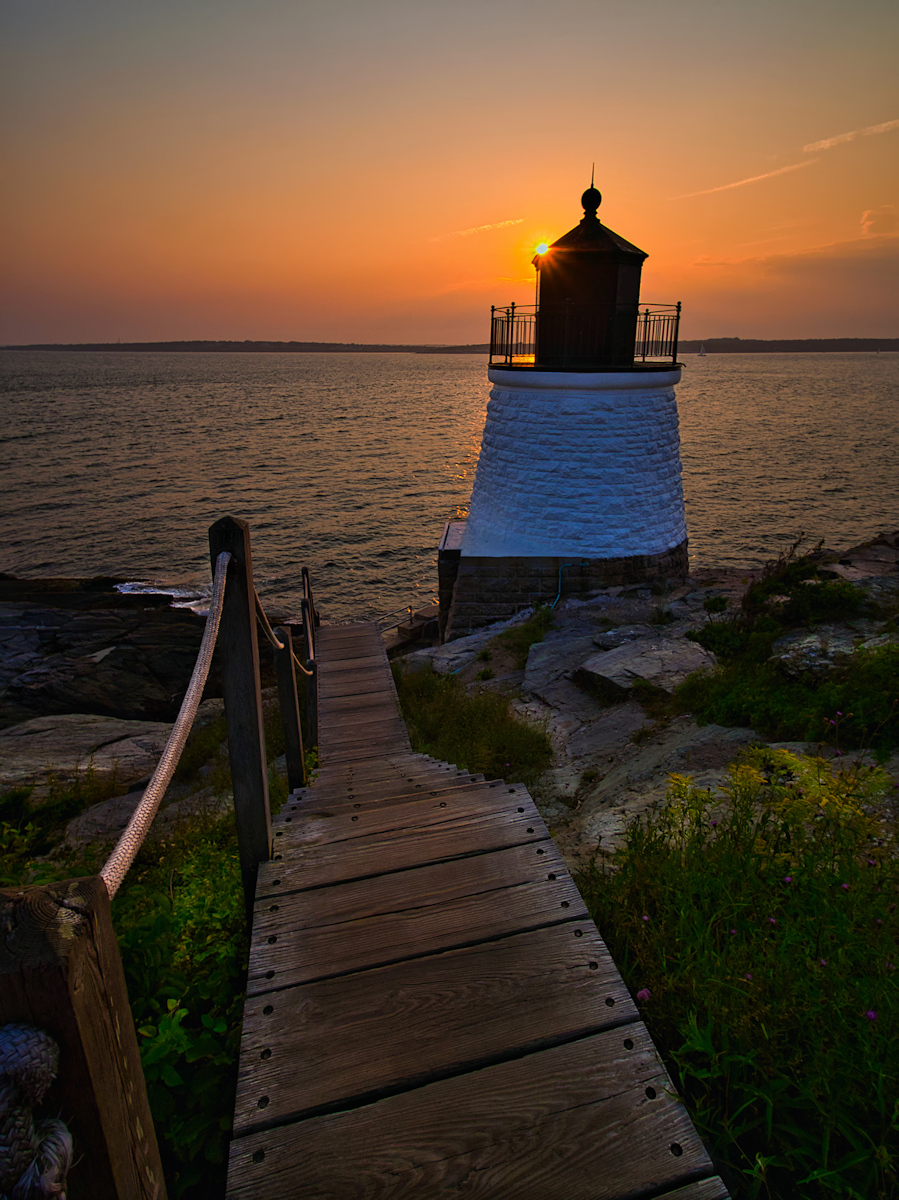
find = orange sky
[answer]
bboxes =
[2,0,897,343]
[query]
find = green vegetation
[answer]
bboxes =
[113,809,247,1198]
[1,767,119,886]
[577,749,898,1200]
[392,663,553,786]
[676,546,899,756]
[496,604,555,669]
[1,693,295,1199]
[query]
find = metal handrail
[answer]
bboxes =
[489,300,681,366]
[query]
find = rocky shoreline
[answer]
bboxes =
[2,532,897,870]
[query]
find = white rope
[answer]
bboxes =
[99,551,231,899]
[252,586,314,675]
[293,649,315,678]
[253,587,285,650]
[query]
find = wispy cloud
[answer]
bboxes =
[431,217,525,242]
[670,160,817,201]
[803,118,899,153]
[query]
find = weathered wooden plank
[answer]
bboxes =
[317,677,396,699]
[278,778,520,816]
[319,689,398,713]
[227,1026,715,1200]
[284,768,483,802]
[253,841,571,940]
[272,789,546,856]
[656,1180,731,1199]
[260,808,553,896]
[233,921,638,1134]
[319,653,387,672]
[248,868,587,992]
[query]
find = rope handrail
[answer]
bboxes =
[99,550,232,899]
[252,585,315,676]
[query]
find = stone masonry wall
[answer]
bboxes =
[444,540,689,640]
[462,368,687,559]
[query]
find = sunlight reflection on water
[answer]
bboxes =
[2,351,897,619]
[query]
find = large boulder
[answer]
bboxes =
[575,637,717,700]
[0,713,173,799]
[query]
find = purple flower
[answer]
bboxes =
[768,917,777,925]
[866,1011,878,1021]
[711,820,718,827]
[876,918,883,926]
[730,928,737,935]
[841,883,850,891]
[835,749,843,757]
[837,711,843,717]
[820,959,827,966]
[783,876,792,884]
[867,859,877,867]
[642,914,650,922]
[887,963,896,971]
[829,719,836,726]
[636,988,651,1002]
[744,973,753,981]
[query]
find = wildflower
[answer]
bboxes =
[745,973,752,981]
[783,875,792,884]
[829,719,836,726]
[837,711,843,717]
[711,820,718,827]
[768,917,776,925]
[636,988,651,1002]
[835,749,843,757]
[876,918,883,926]
[730,929,737,935]
[642,915,650,922]
[887,963,895,971]
[867,859,877,867]
[865,1011,878,1022]
[820,959,827,966]
[841,883,850,891]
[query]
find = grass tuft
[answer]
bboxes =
[392,663,552,785]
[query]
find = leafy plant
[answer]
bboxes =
[576,750,898,1200]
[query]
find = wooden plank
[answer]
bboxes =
[260,807,553,895]
[279,778,521,815]
[233,921,638,1134]
[656,1180,731,1199]
[1,877,167,1200]
[320,654,387,672]
[318,677,395,700]
[319,689,398,713]
[253,841,572,941]
[227,1026,715,1200]
[272,788,546,856]
[248,865,588,992]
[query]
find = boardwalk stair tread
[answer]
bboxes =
[227,622,729,1198]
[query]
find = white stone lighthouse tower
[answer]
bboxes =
[439,183,688,639]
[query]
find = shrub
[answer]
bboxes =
[577,750,898,1200]
[392,664,553,785]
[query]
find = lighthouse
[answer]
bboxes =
[438,183,688,640]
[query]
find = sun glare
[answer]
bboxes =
[535,243,549,254]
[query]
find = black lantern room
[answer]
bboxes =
[532,185,647,367]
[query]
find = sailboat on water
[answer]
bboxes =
[698,344,706,356]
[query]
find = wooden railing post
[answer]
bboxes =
[208,516,271,919]
[273,626,305,791]
[300,597,319,750]
[0,877,167,1200]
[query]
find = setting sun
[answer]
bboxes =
[535,243,549,255]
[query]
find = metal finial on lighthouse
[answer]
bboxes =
[581,164,602,218]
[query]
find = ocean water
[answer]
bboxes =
[2,350,897,621]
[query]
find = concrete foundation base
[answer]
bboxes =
[438,521,688,641]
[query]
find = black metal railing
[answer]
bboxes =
[489,301,681,367]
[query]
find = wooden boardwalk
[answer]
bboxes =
[227,623,730,1199]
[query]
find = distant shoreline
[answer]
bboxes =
[2,337,898,354]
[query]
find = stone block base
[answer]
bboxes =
[441,539,689,641]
